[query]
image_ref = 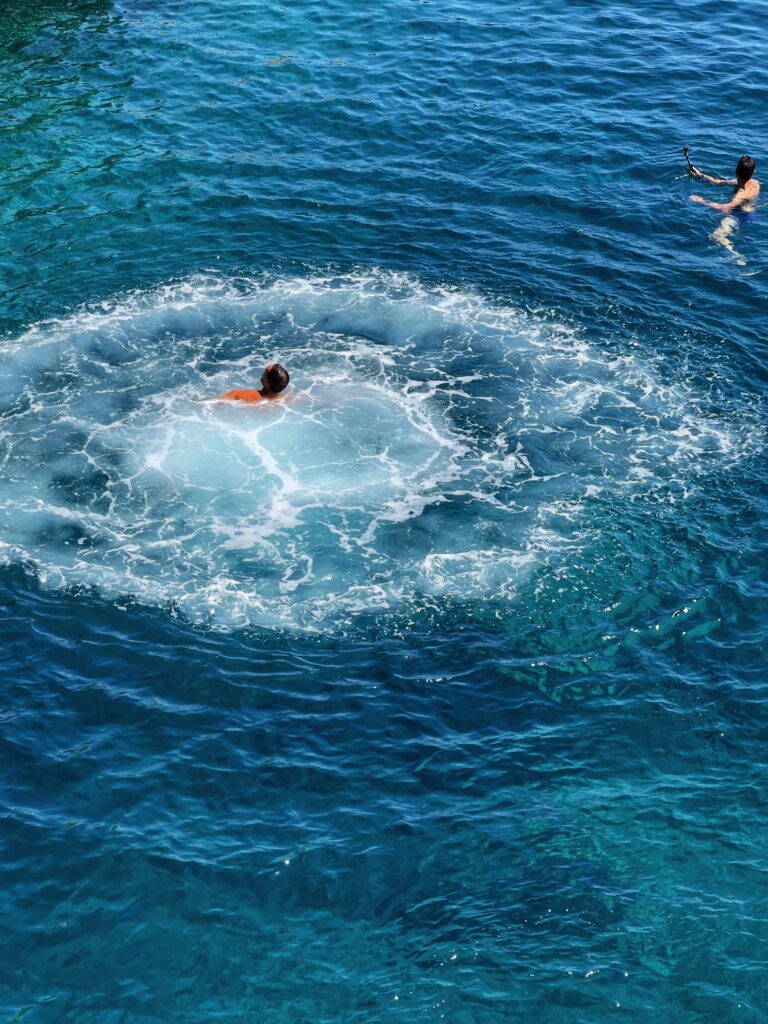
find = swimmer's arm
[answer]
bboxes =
[688,164,736,186]
[690,187,749,212]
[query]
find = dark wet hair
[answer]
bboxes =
[265,363,290,393]
[736,155,755,182]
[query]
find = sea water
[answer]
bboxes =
[1,1,767,1022]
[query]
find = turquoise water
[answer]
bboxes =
[2,1,767,1021]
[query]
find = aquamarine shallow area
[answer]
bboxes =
[1,0,768,1022]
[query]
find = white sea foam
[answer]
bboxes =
[0,271,754,630]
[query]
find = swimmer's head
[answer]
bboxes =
[261,363,290,395]
[736,155,756,184]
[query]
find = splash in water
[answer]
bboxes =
[0,271,752,631]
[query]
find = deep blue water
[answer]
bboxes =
[2,1,768,1021]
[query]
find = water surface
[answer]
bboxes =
[1,1,767,1022]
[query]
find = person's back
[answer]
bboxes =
[739,174,760,212]
[733,155,760,213]
[218,388,267,404]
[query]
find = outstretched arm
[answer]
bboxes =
[690,186,750,212]
[690,168,737,186]
[683,146,735,186]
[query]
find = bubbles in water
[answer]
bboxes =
[0,271,753,631]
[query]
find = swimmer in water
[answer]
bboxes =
[214,363,290,403]
[686,150,760,265]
